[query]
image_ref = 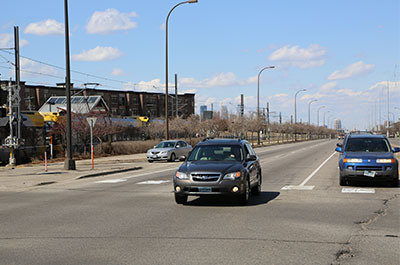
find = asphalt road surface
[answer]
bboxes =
[1,139,399,265]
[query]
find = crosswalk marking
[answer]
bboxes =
[281,185,314,190]
[137,180,170,185]
[95,179,127,184]
[341,188,375,194]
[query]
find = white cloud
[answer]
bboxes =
[0,33,29,48]
[72,46,122,61]
[367,80,400,93]
[180,72,256,88]
[327,61,375,80]
[111,68,125,76]
[18,57,58,78]
[268,44,326,69]
[319,81,337,91]
[24,19,64,35]
[86,8,138,34]
[159,23,166,31]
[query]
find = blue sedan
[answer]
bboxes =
[335,134,400,186]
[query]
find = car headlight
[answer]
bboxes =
[175,172,189,180]
[223,171,241,180]
[344,158,362,163]
[376,159,395,163]
[160,151,168,154]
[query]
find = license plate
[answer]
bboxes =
[152,155,158,159]
[364,171,376,177]
[198,187,212,192]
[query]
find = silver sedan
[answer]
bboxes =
[146,140,192,163]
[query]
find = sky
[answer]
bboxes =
[0,0,399,130]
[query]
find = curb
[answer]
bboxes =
[77,166,142,180]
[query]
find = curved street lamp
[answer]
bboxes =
[323,110,330,128]
[165,0,198,140]
[317,106,326,127]
[257,65,275,145]
[308,99,317,125]
[294,89,306,124]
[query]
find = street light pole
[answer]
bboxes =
[63,0,75,170]
[317,106,326,127]
[308,99,317,125]
[165,0,197,140]
[257,65,275,145]
[294,89,306,124]
[323,111,330,128]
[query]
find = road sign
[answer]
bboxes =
[86,117,97,127]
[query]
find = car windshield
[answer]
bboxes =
[345,138,390,152]
[188,145,243,161]
[155,141,176,148]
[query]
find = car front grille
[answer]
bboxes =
[355,165,383,171]
[191,172,221,182]
[151,151,160,155]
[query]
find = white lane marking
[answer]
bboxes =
[299,151,336,186]
[281,185,315,190]
[95,179,127,184]
[125,167,178,179]
[341,188,375,194]
[137,180,170,185]
[281,151,336,191]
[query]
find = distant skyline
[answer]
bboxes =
[0,0,399,130]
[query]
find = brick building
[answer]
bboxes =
[0,80,195,118]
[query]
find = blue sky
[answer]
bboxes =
[0,0,399,130]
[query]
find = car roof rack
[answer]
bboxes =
[201,137,214,142]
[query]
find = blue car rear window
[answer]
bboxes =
[345,138,390,152]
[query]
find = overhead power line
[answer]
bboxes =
[0,49,162,90]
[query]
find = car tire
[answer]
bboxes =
[340,176,347,186]
[175,193,187,204]
[238,180,250,205]
[169,153,176,162]
[251,173,261,195]
[148,160,154,163]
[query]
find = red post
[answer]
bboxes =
[44,151,48,172]
[91,145,94,169]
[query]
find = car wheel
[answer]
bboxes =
[169,153,176,162]
[148,160,154,163]
[238,180,249,205]
[251,173,261,195]
[340,176,347,186]
[175,193,187,204]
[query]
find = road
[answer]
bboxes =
[1,139,399,265]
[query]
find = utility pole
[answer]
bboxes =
[14,26,21,140]
[240,94,244,117]
[240,94,244,138]
[266,102,270,125]
[279,112,282,125]
[174,74,177,117]
[64,0,75,170]
[387,81,390,137]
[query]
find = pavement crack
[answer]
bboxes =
[331,194,399,265]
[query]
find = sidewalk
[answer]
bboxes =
[0,153,148,192]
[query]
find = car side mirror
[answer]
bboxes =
[176,145,180,148]
[335,147,342,152]
[393,147,400,153]
[336,143,342,147]
[247,154,257,161]
[179,155,186,161]
[153,146,156,148]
